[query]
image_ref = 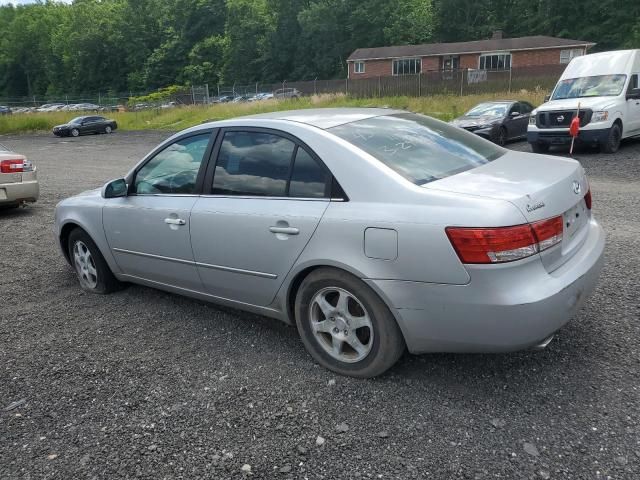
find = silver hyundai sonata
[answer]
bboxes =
[54,108,605,377]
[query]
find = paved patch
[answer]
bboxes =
[1,131,639,479]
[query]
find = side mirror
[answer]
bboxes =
[102,178,127,198]
[544,95,551,102]
[510,111,520,117]
[626,88,640,100]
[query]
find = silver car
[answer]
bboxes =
[54,108,605,377]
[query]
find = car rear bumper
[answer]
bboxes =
[527,128,610,146]
[0,179,39,205]
[366,219,605,354]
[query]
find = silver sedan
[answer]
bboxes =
[54,108,605,377]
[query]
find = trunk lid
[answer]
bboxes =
[425,150,591,272]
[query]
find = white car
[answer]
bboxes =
[0,143,39,208]
[528,49,640,153]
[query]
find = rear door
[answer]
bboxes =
[190,128,331,306]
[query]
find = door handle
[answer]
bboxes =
[165,218,186,226]
[269,226,299,235]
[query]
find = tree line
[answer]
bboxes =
[0,0,638,98]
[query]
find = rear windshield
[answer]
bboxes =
[329,113,504,184]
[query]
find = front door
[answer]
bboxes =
[103,132,213,291]
[506,103,529,139]
[626,74,640,135]
[190,129,332,306]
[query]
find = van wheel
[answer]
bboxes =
[600,123,622,154]
[530,142,549,153]
[294,268,405,378]
[68,228,123,294]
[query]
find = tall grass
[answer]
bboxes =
[0,90,546,135]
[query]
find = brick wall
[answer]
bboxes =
[349,59,391,78]
[512,47,580,67]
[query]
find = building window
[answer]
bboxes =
[479,52,511,70]
[354,61,365,74]
[560,48,584,64]
[442,56,460,71]
[392,58,421,76]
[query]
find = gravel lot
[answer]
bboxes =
[1,131,639,480]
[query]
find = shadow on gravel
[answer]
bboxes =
[0,205,36,218]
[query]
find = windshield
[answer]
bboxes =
[329,113,505,185]
[552,74,627,100]
[465,103,509,117]
[69,117,84,124]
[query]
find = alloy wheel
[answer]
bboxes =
[309,287,374,363]
[73,240,98,289]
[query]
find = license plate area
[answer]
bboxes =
[563,201,588,242]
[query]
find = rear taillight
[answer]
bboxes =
[584,189,592,210]
[446,216,564,264]
[0,158,25,173]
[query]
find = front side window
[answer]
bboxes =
[354,62,365,74]
[560,48,584,64]
[329,113,504,185]
[479,53,511,70]
[393,58,421,75]
[134,133,211,194]
[551,74,627,100]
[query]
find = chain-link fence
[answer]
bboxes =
[0,65,565,110]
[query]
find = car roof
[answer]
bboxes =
[239,107,405,129]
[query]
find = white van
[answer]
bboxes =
[528,49,640,153]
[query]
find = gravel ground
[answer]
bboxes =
[1,131,639,480]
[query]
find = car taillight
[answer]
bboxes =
[0,158,25,173]
[446,216,564,264]
[584,189,592,210]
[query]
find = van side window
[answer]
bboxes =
[630,74,639,91]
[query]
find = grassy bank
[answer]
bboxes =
[0,91,546,135]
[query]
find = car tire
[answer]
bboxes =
[600,123,622,154]
[105,125,112,134]
[494,127,507,146]
[68,228,123,294]
[294,268,405,378]
[530,142,550,154]
[71,128,80,137]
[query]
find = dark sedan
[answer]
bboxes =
[53,116,117,137]
[450,101,534,146]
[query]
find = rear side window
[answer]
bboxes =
[212,131,295,196]
[329,113,504,185]
[289,147,330,198]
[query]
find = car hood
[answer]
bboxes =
[451,115,501,127]
[424,149,586,223]
[53,124,71,129]
[536,97,619,112]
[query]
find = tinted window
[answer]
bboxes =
[289,147,330,198]
[518,102,532,114]
[329,113,504,185]
[134,133,211,194]
[212,131,295,196]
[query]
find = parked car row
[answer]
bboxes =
[6,103,119,114]
[212,88,301,104]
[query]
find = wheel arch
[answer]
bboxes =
[282,262,408,341]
